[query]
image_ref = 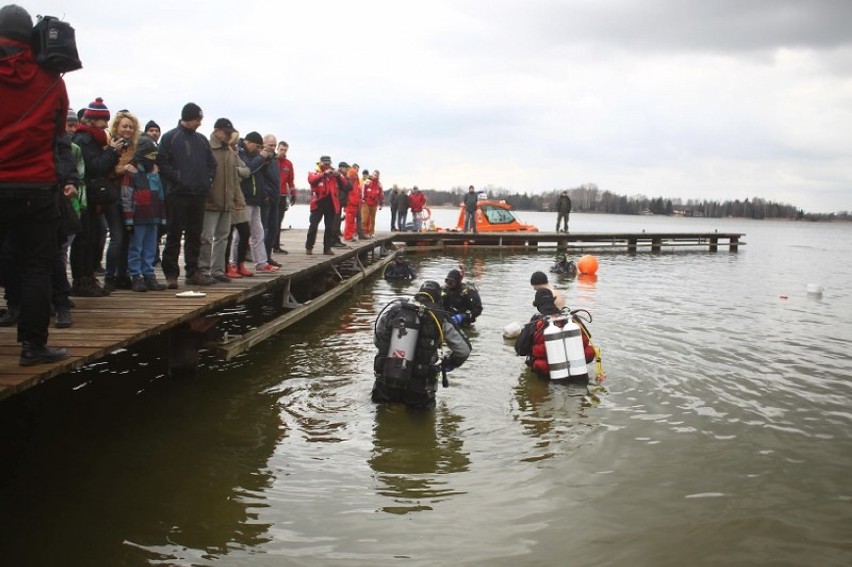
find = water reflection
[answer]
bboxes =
[512,369,597,463]
[369,403,470,514]
[0,344,283,565]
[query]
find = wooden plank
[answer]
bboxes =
[216,252,396,360]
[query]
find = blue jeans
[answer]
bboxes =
[397,210,408,231]
[128,224,157,278]
[464,211,477,233]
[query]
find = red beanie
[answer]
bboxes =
[83,97,110,121]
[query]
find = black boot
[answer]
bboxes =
[0,306,20,327]
[144,276,167,291]
[56,310,73,328]
[131,276,148,292]
[20,342,70,366]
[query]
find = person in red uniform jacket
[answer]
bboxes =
[274,141,294,253]
[361,170,383,237]
[408,186,426,232]
[343,165,362,241]
[526,288,595,379]
[305,155,342,255]
[0,4,74,365]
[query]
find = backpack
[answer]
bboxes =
[31,15,82,73]
[514,319,539,357]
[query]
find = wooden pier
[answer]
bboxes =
[0,228,744,402]
[392,230,745,252]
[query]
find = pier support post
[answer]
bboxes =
[729,236,739,252]
[168,317,219,377]
[709,237,718,252]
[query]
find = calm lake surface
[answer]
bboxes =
[2,208,851,566]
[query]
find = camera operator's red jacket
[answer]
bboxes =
[307,168,341,213]
[0,38,68,189]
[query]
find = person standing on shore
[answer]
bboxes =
[463,185,478,233]
[388,184,399,231]
[200,118,240,283]
[274,141,294,253]
[305,155,342,255]
[157,102,217,288]
[397,188,410,232]
[0,4,73,365]
[361,170,383,238]
[556,190,572,233]
[409,185,426,232]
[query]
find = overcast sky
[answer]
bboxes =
[31,0,852,213]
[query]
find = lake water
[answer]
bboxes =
[2,208,851,566]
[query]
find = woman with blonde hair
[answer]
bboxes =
[102,109,141,291]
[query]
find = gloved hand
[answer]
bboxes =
[451,313,465,326]
[441,358,455,373]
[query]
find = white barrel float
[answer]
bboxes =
[543,315,589,382]
[503,321,522,339]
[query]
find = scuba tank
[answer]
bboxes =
[382,302,421,381]
[543,315,589,383]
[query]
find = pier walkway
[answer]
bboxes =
[0,228,744,401]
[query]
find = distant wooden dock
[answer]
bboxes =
[0,228,744,402]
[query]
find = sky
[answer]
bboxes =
[26,0,852,213]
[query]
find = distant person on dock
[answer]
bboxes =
[409,186,426,231]
[235,131,278,273]
[331,161,351,248]
[0,4,73,365]
[383,254,417,281]
[441,269,482,326]
[306,155,343,255]
[361,170,383,238]
[372,280,471,408]
[397,188,410,232]
[556,191,572,233]
[200,118,241,283]
[463,185,478,233]
[274,141,295,253]
[158,102,217,288]
[343,164,363,242]
[530,270,565,309]
[388,185,400,231]
[261,134,282,267]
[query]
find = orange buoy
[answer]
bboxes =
[577,254,599,275]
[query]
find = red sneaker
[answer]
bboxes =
[225,263,243,278]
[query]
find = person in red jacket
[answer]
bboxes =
[409,186,426,232]
[343,164,362,241]
[361,170,383,237]
[305,155,342,255]
[274,141,294,253]
[0,4,73,365]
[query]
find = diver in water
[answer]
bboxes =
[550,255,577,276]
[441,269,482,327]
[372,281,472,408]
[383,254,417,281]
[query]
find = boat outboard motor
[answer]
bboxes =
[383,302,421,382]
[543,315,589,382]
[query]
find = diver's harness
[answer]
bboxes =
[375,298,451,388]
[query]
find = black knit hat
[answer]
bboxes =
[213,118,235,134]
[0,4,32,43]
[144,120,160,131]
[83,97,110,122]
[181,102,203,121]
[135,134,158,159]
[244,131,263,145]
[530,271,548,286]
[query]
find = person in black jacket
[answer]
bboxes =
[441,269,482,326]
[372,280,471,408]
[556,191,572,233]
[157,102,217,288]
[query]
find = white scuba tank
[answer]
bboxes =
[383,305,420,381]
[543,315,589,382]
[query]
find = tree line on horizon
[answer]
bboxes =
[419,183,849,221]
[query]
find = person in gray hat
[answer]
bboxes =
[0,3,75,364]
